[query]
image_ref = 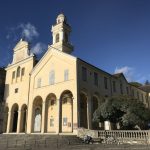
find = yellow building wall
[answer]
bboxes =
[4,56,35,132]
[27,48,78,134]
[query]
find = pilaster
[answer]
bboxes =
[87,96,92,129]
[57,99,60,134]
[6,111,11,133]
[41,101,46,133]
[17,109,21,133]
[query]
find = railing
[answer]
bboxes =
[98,130,149,140]
[77,128,150,144]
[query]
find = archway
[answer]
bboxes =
[60,90,73,133]
[20,104,27,132]
[32,96,42,133]
[79,93,88,128]
[92,96,99,129]
[11,104,19,132]
[45,93,57,133]
[3,106,9,133]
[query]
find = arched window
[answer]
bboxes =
[37,78,42,88]
[12,71,15,80]
[64,69,69,81]
[56,34,59,43]
[50,99,55,106]
[57,19,60,24]
[21,68,25,76]
[17,67,21,77]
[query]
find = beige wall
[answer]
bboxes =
[77,59,149,130]
[27,48,78,134]
[77,59,148,105]
[5,57,34,107]
[4,56,35,133]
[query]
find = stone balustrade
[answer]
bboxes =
[98,130,149,140]
[77,128,150,144]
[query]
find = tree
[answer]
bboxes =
[93,96,150,130]
[145,80,150,85]
[93,96,126,124]
[130,82,142,88]
[121,99,150,129]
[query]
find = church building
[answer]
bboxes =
[3,14,150,135]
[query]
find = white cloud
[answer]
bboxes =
[114,66,134,82]
[19,23,39,41]
[6,23,39,41]
[136,76,147,83]
[114,67,150,84]
[31,42,47,55]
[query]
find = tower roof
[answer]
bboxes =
[56,13,67,24]
[13,38,28,51]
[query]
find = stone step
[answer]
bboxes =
[0,134,82,149]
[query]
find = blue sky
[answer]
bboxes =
[0,0,150,83]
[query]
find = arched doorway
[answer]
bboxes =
[3,106,9,133]
[45,93,57,133]
[92,96,99,129]
[60,90,73,133]
[80,93,88,128]
[20,104,27,132]
[32,96,42,133]
[11,104,19,132]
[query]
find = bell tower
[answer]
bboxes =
[51,13,73,54]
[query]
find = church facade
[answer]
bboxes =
[3,14,150,134]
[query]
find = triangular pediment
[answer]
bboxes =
[31,46,77,75]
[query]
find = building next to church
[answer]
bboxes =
[3,14,150,135]
[0,68,6,133]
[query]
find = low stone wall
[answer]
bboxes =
[77,128,150,144]
[77,128,99,138]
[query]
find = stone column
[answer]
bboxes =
[41,101,45,133]
[57,99,60,134]
[52,34,55,44]
[26,105,32,133]
[17,110,21,133]
[87,96,92,129]
[6,111,11,133]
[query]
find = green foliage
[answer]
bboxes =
[130,82,142,88]
[93,96,150,130]
[121,99,150,129]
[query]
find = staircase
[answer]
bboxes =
[0,134,82,150]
